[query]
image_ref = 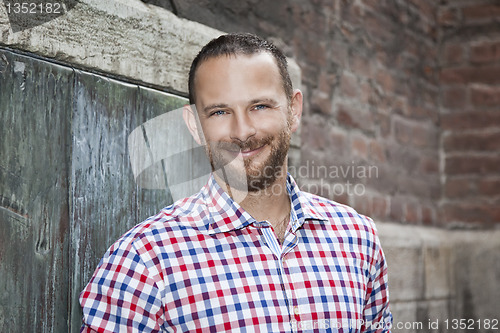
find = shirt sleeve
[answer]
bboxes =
[362,223,393,333]
[79,238,165,332]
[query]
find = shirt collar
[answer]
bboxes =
[204,173,327,235]
[286,173,328,232]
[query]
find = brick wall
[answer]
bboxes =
[439,0,500,228]
[155,0,500,229]
[160,0,444,225]
[1,0,499,330]
[291,0,441,227]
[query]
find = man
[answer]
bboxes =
[80,33,392,332]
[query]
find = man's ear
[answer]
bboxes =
[289,89,303,133]
[183,104,203,145]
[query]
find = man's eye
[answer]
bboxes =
[211,110,227,116]
[254,104,270,110]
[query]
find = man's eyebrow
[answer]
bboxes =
[250,98,278,105]
[203,103,230,114]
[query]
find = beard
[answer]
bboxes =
[207,125,291,192]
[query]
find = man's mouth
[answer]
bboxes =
[223,144,265,159]
[214,138,272,160]
[239,145,265,158]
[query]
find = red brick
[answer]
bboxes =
[405,201,420,224]
[441,112,500,131]
[345,2,365,25]
[438,7,459,27]
[411,81,439,108]
[440,66,500,85]
[370,195,388,220]
[422,205,435,225]
[340,72,359,98]
[392,96,409,116]
[362,0,382,11]
[428,177,441,200]
[478,178,500,196]
[350,53,372,79]
[375,94,393,114]
[300,180,332,200]
[409,0,436,21]
[385,141,420,174]
[365,164,398,195]
[403,38,420,62]
[441,86,467,109]
[363,12,396,47]
[408,105,439,124]
[375,70,396,93]
[470,84,500,106]
[442,43,464,65]
[444,177,475,198]
[328,40,349,68]
[393,117,412,145]
[336,103,374,134]
[352,194,371,217]
[443,131,500,152]
[418,124,439,148]
[441,202,500,226]
[419,154,439,174]
[462,4,500,22]
[445,155,500,175]
[311,90,333,114]
[301,38,328,67]
[394,117,438,149]
[398,174,440,199]
[302,117,331,151]
[351,135,368,158]
[470,40,500,64]
[317,71,338,93]
[333,191,349,206]
[369,140,386,163]
[378,113,391,138]
[360,81,373,105]
[329,128,347,156]
[389,197,405,222]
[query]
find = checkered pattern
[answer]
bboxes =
[80,174,392,332]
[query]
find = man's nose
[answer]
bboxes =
[230,112,257,143]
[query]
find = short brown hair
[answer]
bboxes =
[188,33,293,105]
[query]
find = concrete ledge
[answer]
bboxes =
[0,0,222,93]
[377,222,500,332]
[0,0,302,96]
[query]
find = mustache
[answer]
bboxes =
[210,136,273,153]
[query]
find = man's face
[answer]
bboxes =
[190,52,300,192]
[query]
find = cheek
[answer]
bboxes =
[252,112,289,131]
[199,120,228,142]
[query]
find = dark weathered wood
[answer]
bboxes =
[69,73,188,331]
[0,49,72,332]
[0,48,189,332]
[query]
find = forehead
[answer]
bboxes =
[193,52,285,106]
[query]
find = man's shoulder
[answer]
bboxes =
[112,193,209,250]
[298,189,377,233]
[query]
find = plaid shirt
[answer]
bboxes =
[80,174,392,332]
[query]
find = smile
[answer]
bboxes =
[227,145,265,158]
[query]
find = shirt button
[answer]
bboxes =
[294,306,300,315]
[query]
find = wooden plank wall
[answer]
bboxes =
[0,48,187,332]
